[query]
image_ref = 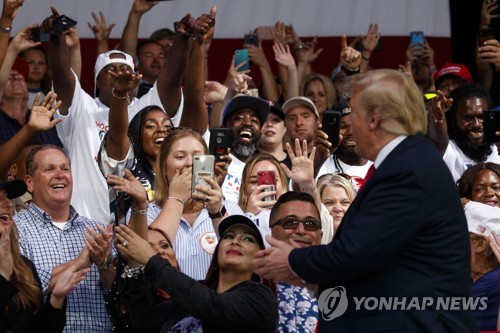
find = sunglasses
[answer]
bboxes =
[270,217,322,231]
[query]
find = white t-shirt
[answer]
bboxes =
[317,155,373,190]
[443,140,500,183]
[55,71,184,225]
[221,153,246,203]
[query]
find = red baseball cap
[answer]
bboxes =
[11,57,29,80]
[433,63,473,88]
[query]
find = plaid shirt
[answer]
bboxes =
[14,203,112,332]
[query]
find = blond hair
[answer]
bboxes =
[353,69,427,135]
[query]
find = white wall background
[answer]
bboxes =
[14,0,450,39]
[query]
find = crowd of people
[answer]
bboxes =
[0,0,499,332]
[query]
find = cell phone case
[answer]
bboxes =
[483,111,500,142]
[257,170,276,202]
[192,155,215,193]
[209,128,230,163]
[235,49,249,72]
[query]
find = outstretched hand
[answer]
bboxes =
[28,92,62,132]
[109,70,142,94]
[281,139,315,187]
[115,225,156,265]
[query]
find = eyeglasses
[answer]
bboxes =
[270,217,321,231]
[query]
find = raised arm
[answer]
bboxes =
[0,92,61,180]
[179,6,216,132]
[42,6,75,115]
[120,0,157,56]
[273,42,298,100]
[359,23,381,73]
[426,91,453,155]
[65,27,82,81]
[245,42,279,101]
[0,23,39,100]
[0,0,24,69]
[105,70,142,160]
[156,13,193,116]
[87,11,115,56]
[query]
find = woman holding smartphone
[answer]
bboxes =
[137,129,244,280]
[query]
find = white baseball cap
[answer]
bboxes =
[94,50,135,86]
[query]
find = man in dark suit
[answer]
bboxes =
[254,69,477,332]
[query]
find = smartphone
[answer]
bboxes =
[322,110,342,148]
[410,31,425,46]
[257,170,276,202]
[53,14,77,34]
[483,111,500,142]
[31,27,50,42]
[192,155,215,193]
[479,28,494,46]
[234,49,249,72]
[244,33,259,46]
[209,128,230,163]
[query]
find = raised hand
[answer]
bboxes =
[481,0,500,29]
[427,90,453,124]
[273,42,296,69]
[478,39,500,67]
[109,69,142,95]
[226,55,250,83]
[175,13,195,36]
[0,222,13,280]
[28,92,62,132]
[40,6,61,35]
[132,0,158,15]
[272,21,286,45]
[106,169,147,206]
[245,43,267,68]
[361,23,381,53]
[281,139,315,187]
[231,73,252,95]
[2,0,24,20]
[296,36,323,64]
[9,24,40,53]
[193,6,216,43]
[87,11,115,42]
[340,35,361,70]
[64,27,80,50]
[245,184,276,215]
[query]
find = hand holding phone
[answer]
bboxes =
[234,49,249,72]
[209,128,230,163]
[244,33,259,46]
[479,28,494,47]
[192,155,215,194]
[53,15,77,34]
[322,110,342,148]
[257,170,276,202]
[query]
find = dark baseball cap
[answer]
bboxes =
[268,101,285,120]
[218,214,265,250]
[0,180,27,199]
[222,95,270,126]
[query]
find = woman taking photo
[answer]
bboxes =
[115,214,278,333]
[0,180,88,333]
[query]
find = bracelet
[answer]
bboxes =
[361,54,370,61]
[132,206,147,215]
[168,196,185,205]
[111,88,130,104]
[293,44,305,51]
[121,264,144,279]
[0,24,12,33]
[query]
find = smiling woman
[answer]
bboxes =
[114,214,278,333]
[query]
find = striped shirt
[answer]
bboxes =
[14,203,112,332]
[143,200,243,280]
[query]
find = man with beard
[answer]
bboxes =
[317,99,373,190]
[283,96,332,177]
[221,95,270,202]
[430,83,500,182]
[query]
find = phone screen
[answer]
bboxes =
[410,31,425,45]
[235,49,249,72]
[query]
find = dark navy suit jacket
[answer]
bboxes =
[289,135,477,332]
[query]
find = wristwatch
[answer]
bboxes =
[97,256,113,270]
[0,25,12,33]
[208,205,226,219]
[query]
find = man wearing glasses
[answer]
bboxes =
[269,191,322,333]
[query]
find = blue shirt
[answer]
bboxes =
[14,203,112,332]
[277,283,318,333]
[472,267,500,331]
